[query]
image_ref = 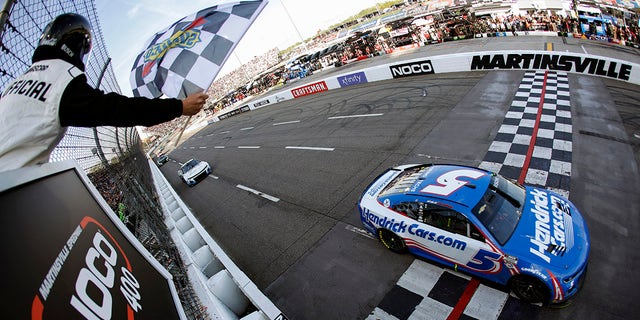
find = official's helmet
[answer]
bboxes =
[38,13,92,59]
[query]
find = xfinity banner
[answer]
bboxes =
[337,71,368,87]
[0,164,184,319]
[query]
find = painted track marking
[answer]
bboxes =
[236,184,280,202]
[345,225,376,240]
[446,278,481,320]
[328,113,384,120]
[273,120,301,126]
[285,146,335,151]
[518,70,548,184]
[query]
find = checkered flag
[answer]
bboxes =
[129,1,268,98]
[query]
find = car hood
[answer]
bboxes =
[183,162,209,178]
[502,187,590,274]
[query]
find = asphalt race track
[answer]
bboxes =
[159,37,640,320]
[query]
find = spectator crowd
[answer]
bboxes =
[143,1,640,142]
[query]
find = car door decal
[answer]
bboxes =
[465,248,502,273]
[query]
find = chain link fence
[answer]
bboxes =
[0,1,207,318]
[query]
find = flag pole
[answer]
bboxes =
[174,86,193,147]
[174,115,192,147]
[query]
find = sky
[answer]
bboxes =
[94,0,386,96]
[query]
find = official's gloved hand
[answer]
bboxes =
[181,92,209,116]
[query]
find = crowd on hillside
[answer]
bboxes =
[206,48,281,102]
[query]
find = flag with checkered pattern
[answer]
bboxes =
[129,1,267,99]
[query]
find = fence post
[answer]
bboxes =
[0,0,17,35]
[92,58,112,167]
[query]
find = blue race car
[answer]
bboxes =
[358,164,590,304]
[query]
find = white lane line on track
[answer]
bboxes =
[238,146,260,149]
[240,127,254,131]
[328,113,384,120]
[236,184,280,202]
[199,147,207,149]
[214,146,225,149]
[208,175,219,180]
[345,225,376,240]
[273,120,301,126]
[220,131,230,134]
[285,146,335,151]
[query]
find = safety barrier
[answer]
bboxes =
[212,48,640,123]
[149,160,284,320]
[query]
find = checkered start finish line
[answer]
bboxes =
[480,70,572,198]
[130,1,267,99]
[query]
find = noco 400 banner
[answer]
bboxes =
[0,165,183,319]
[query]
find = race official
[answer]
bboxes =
[0,13,208,172]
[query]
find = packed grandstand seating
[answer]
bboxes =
[142,0,640,140]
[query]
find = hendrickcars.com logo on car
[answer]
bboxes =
[528,188,573,263]
[363,209,467,251]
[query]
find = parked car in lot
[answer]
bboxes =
[178,159,211,186]
[358,163,590,305]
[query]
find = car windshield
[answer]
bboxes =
[471,174,525,245]
[181,159,199,172]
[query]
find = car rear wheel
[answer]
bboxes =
[378,229,406,253]
[510,275,550,304]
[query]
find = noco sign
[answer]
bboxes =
[389,60,435,78]
[0,162,184,319]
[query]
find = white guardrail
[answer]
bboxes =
[149,161,285,320]
[212,48,640,122]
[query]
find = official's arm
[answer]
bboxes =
[59,75,183,128]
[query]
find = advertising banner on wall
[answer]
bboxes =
[0,162,185,319]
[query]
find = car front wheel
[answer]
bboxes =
[510,275,550,304]
[378,229,406,253]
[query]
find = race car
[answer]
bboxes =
[358,164,590,305]
[156,154,169,166]
[178,159,211,187]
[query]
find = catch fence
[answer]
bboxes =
[0,0,208,318]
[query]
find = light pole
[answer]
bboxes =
[280,0,307,49]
